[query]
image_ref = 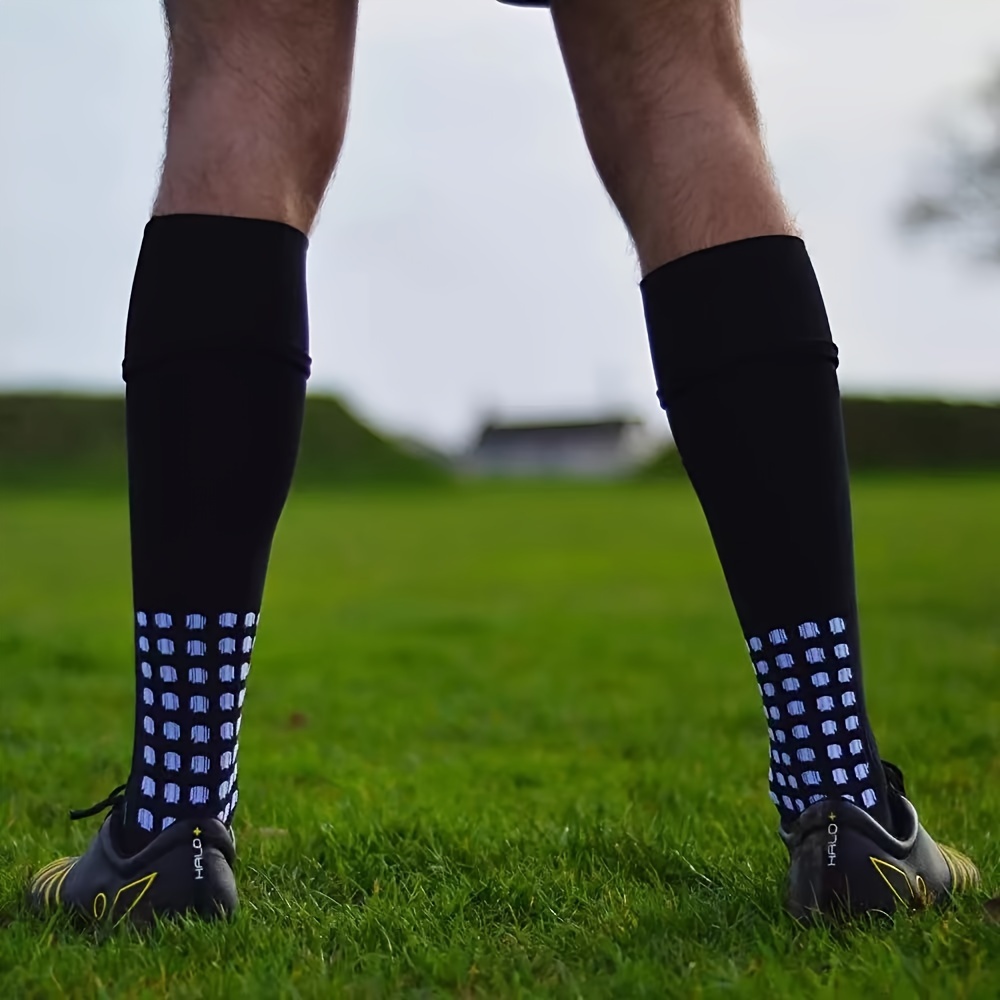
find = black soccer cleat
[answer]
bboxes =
[28,785,238,926]
[780,762,979,921]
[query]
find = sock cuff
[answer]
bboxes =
[122,214,312,381]
[641,235,837,407]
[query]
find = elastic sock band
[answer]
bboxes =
[122,214,312,380]
[641,236,838,406]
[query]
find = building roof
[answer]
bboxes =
[474,417,642,449]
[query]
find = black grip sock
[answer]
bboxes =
[120,215,310,854]
[642,235,892,831]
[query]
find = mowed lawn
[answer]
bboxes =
[1,477,999,998]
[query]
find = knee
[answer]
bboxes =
[557,0,756,120]
[672,1,757,123]
[160,0,356,222]
[637,0,756,122]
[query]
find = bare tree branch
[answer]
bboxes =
[902,63,1000,261]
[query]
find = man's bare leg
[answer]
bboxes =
[29,0,359,924]
[550,0,979,918]
[157,0,357,230]
[552,0,792,272]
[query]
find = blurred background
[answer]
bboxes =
[0,0,999,479]
[0,7,1000,997]
[3,6,1000,991]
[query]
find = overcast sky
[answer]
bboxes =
[1,0,999,447]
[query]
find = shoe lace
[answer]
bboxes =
[69,783,128,821]
[881,760,907,798]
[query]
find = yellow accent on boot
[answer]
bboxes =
[109,872,158,923]
[938,843,981,893]
[31,858,77,909]
[870,856,917,908]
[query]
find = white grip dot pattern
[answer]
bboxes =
[131,608,254,834]
[748,615,879,819]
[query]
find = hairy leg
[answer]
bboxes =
[551,0,793,272]
[33,0,361,900]
[553,0,896,835]
[118,1,358,852]
[157,0,359,231]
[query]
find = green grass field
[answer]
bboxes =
[2,477,999,998]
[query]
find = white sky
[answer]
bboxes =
[1,0,998,447]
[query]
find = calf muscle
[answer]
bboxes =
[552,0,790,270]
[157,0,358,231]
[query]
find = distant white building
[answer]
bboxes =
[462,417,655,478]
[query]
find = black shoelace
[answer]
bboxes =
[69,783,127,821]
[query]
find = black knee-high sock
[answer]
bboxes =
[641,235,892,830]
[120,215,309,853]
